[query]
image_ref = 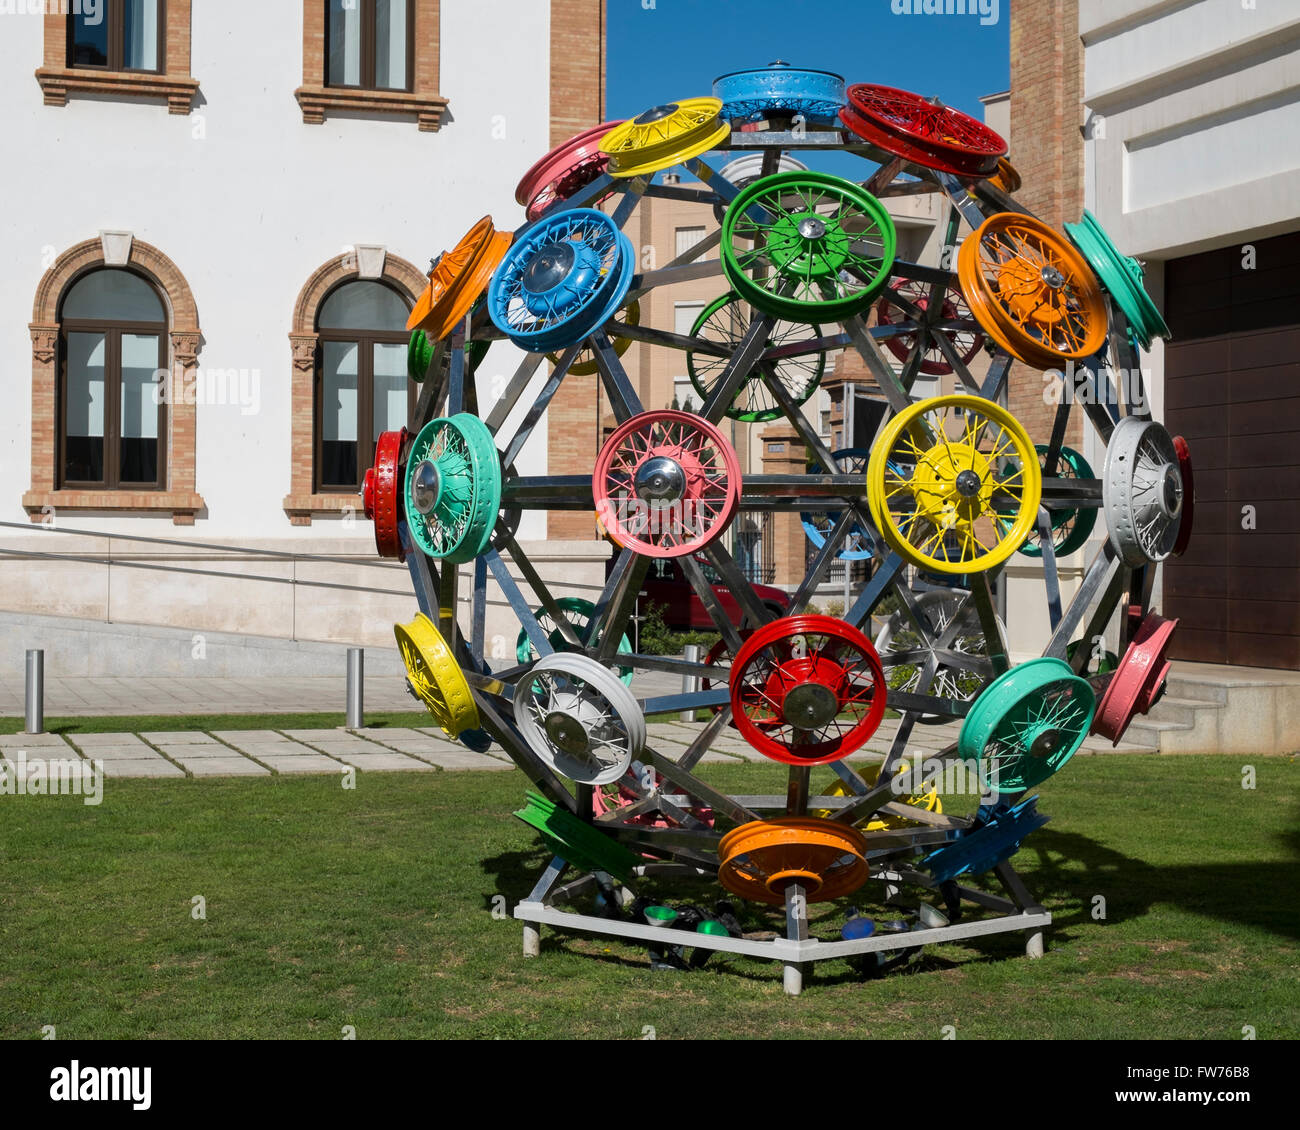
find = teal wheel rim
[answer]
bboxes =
[685,292,825,421]
[515,597,634,686]
[721,171,897,322]
[1064,210,1169,350]
[404,413,502,562]
[959,658,1096,793]
[1013,444,1097,559]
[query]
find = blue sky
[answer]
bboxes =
[606,0,1009,131]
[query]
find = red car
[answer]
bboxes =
[629,555,791,630]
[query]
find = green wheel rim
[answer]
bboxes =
[1013,444,1097,559]
[685,292,825,421]
[408,328,489,385]
[721,171,897,322]
[1066,638,1118,676]
[515,597,634,686]
[514,791,640,883]
[959,658,1096,793]
[404,413,502,563]
[408,329,435,383]
[1064,210,1169,350]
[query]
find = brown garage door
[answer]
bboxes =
[1162,230,1300,668]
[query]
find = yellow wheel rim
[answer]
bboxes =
[867,395,1041,575]
[810,760,943,826]
[599,98,731,179]
[546,299,640,376]
[393,612,479,738]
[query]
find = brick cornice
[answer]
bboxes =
[23,490,205,517]
[36,68,200,115]
[294,85,449,132]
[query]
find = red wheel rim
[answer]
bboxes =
[840,83,1006,177]
[1173,435,1194,557]
[876,278,985,375]
[367,428,407,559]
[515,120,624,222]
[729,615,886,765]
[1093,613,1178,745]
[593,410,741,559]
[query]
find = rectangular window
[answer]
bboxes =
[119,332,161,484]
[371,343,407,439]
[327,0,412,92]
[321,341,361,489]
[675,226,708,259]
[69,0,164,74]
[65,333,107,483]
[672,301,706,410]
[61,328,165,489]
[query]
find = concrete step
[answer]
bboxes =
[1144,695,1225,728]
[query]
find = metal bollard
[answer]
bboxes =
[680,643,702,723]
[346,647,364,730]
[25,649,44,735]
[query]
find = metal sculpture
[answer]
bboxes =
[365,62,1187,994]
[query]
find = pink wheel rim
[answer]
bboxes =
[1093,613,1178,745]
[593,410,741,559]
[729,615,887,766]
[877,278,985,376]
[515,120,624,222]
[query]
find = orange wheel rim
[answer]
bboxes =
[957,213,1107,369]
[408,218,514,341]
[717,818,869,906]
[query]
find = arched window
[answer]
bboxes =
[315,279,413,491]
[59,268,167,489]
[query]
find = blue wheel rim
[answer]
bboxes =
[488,208,634,352]
[712,64,846,124]
[800,448,883,562]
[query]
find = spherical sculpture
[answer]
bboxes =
[369,66,1184,992]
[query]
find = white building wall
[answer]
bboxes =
[0,0,552,543]
[1081,0,1300,258]
[0,1,589,654]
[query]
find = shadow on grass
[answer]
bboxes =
[485,816,1300,986]
[998,823,1300,943]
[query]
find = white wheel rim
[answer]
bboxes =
[513,653,644,785]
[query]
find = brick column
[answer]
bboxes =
[759,422,806,587]
[1008,0,1086,447]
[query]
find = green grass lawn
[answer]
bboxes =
[0,755,1296,1039]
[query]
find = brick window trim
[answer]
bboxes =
[36,3,199,116]
[295,0,446,132]
[283,250,428,525]
[25,237,206,526]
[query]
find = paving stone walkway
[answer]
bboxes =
[0,716,1155,780]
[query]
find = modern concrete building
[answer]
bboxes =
[0,0,608,670]
[1008,0,1300,672]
